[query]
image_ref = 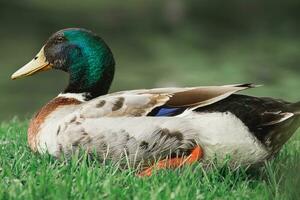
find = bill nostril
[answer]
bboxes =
[34,56,38,60]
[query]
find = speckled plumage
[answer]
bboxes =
[30,85,299,167]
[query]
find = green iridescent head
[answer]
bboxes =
[11,28,115,99]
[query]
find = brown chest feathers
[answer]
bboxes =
[28,97,82,151]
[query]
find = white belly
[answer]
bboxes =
[48,111,270,165]
[187,112,269,165]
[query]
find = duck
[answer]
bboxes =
[11,28,300,176]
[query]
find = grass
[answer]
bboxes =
[0,118,299,200]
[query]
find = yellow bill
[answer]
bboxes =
[11,46,53,80]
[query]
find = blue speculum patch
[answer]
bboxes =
[154,107,183,117]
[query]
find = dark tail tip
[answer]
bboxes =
[236,83,262,88]
[291,101,300,114]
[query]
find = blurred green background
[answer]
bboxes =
[0,0,300,121]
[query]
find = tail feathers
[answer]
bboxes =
[291,101,300,114]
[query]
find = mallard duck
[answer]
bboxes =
[11,28,300,176]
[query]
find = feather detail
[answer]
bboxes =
[57,116,199,163]
[55,112,269,166]
[291,101,300,115]
[28,97,82,151]
[155,108,182,116]
[167,83,256,108]
[260,111,295,126]
[78,94,171,118]
[74,84,255,119]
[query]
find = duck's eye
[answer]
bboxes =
[55,36,65,43]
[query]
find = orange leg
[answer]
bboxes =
[138,145,203,177]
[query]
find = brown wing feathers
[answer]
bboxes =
[166,84,256,108]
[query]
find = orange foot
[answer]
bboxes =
[138,145,203,177]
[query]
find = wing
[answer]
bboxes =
[74,83,257,118]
